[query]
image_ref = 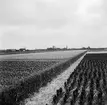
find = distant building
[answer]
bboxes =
[5,49,16,52]
[19,48,26,51]
[87,46,91,49]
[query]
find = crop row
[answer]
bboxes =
[52,54,107,105]
[0,52,86,105]
[0,60,58,88]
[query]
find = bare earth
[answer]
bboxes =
[24,54,86,105]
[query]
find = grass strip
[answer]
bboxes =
[0,51,86,105]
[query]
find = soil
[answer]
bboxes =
[24,54,86,105]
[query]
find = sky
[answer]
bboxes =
[0,0,107,49]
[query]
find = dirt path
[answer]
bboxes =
[24,54,86,105]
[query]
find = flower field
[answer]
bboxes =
[52,53,107,105]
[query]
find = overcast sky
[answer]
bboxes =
[0,0,107,49]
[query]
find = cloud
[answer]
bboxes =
[0,0,68,29]
[76,0,103,22]
[0,0,107,49]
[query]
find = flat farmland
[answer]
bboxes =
[0,50,85,88]
[51,51,107,105]
[0,60,58,89]
[87,50,107,54]
[0,50,86,105]
[0,50,85,60]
